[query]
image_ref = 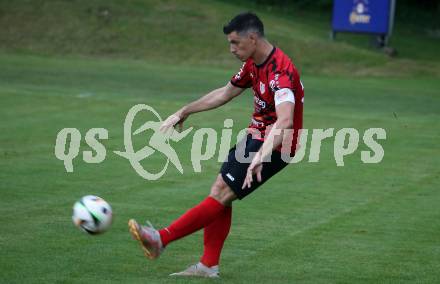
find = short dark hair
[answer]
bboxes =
[223,12,264,37]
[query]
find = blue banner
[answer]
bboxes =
[332,0,392,35]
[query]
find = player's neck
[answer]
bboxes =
[252,40,274,65]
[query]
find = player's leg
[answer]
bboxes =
[158,178,236,247]
[209,173,237,206]
[201,206,231,264]
[169,175,234,277]
[193,134,287,269]
[170,136,258,276]
[200,175,233,267]
[128,173,237,260]
[128,134,289,264]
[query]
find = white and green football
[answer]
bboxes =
[72,195,112,234]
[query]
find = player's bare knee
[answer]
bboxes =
[209,179,226,200]
[209,175,236,205]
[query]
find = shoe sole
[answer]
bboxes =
[169,272,220,278]
[128,219,154,259]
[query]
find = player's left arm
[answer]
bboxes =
[242,88,295,188]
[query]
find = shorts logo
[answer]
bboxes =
[260,81,265,94]
[226,173,235,181]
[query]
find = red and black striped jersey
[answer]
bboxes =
[230,47,304,155]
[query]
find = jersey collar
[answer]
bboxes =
[254,46,276,68]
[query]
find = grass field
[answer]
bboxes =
[1,52,439,283]
[1,0,439,77]
[1,0,440,283]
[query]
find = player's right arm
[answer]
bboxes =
[160,82,244,133]
[181,82,244,115]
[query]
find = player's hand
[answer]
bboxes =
[242,154,263,189]
[159,111,188,134]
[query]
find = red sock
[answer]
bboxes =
[159,197,225,247]
[200,206,232,267]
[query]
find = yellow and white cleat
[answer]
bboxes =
[128,219,163,259]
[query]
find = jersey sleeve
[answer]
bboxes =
[269,69,294,93]
[230,61,252,89]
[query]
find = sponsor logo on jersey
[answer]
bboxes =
[260,81,266,94]
[254,96,266,109]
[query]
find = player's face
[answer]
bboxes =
[227,31,256,62]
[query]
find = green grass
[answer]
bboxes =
[1,0,440,282]
[1,52,439,283]
[0,0,439,77]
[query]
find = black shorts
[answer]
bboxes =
[220,134,290,200]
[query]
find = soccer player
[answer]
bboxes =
[128,12,304,278]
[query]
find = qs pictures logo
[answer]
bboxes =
[55,104,387,181]
[113,104,192,180]
[54,104,193,180]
